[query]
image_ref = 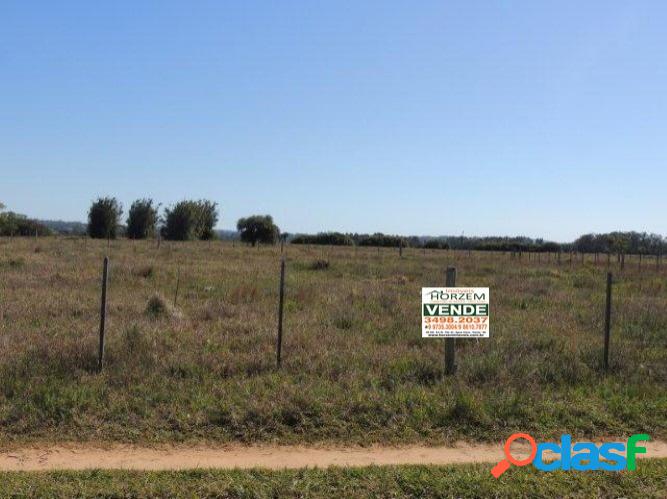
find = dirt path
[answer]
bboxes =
[1,440,666,471]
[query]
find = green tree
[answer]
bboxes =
[126,199,159,239]
[163,200,219,241]
[196,200,219,240]
[237,215,280,246]
[0,210,50,236]
[87,197,123,239]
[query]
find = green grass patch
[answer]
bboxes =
[1,460,666,498]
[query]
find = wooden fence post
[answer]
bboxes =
[445,266,457,375]
[98,256,109,372]
[174,266,181,307]
[276,257,286,368]
[603,272,612,371]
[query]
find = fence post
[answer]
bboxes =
[603,272,612,371]
[173,266,181,307]
[98,256,109,372]
[445,266,457,375]
[276,257,286,368]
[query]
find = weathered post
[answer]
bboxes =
[399,240,403,258]
[445,267,457,375]
[98,256,109,372]
[603,272,612,371]
[276,257,286,368]
[173,266,181,308]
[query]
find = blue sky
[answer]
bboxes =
[1,1,665,241]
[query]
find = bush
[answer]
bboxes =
[145,293,179,318]
[423,239,449,250]
[357,233,408,248]
[309,259,330,270]
[0,206,51,237]
[291,232,353,246]
[126,199,158,239]
[87,197,123,239]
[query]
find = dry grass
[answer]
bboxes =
[0,237,665,446]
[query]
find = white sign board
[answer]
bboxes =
[422,287,489,338]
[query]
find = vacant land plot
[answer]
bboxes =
[0,238,665,447]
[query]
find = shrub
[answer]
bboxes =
[356,233,408,248]
[0,210,51,237]
[145,293,178,318]
[291,232,354,246]
[309,259,330,270]
[423,239,449,250]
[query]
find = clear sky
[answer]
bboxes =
[1,1,666,241]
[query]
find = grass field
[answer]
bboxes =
[1,460,666,498]
[0,237,665,446]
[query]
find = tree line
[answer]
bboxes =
[289,231,667,255]
[86,197,280,245]
[571,232,666,256]
[1,199,666,256]
[0,202,51,237]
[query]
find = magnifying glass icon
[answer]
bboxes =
[491,433,537,478]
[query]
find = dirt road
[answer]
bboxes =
[1,440,666,471]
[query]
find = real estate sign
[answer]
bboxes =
[422,287,490,338]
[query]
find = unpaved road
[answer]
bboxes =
[1,441,666,471]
